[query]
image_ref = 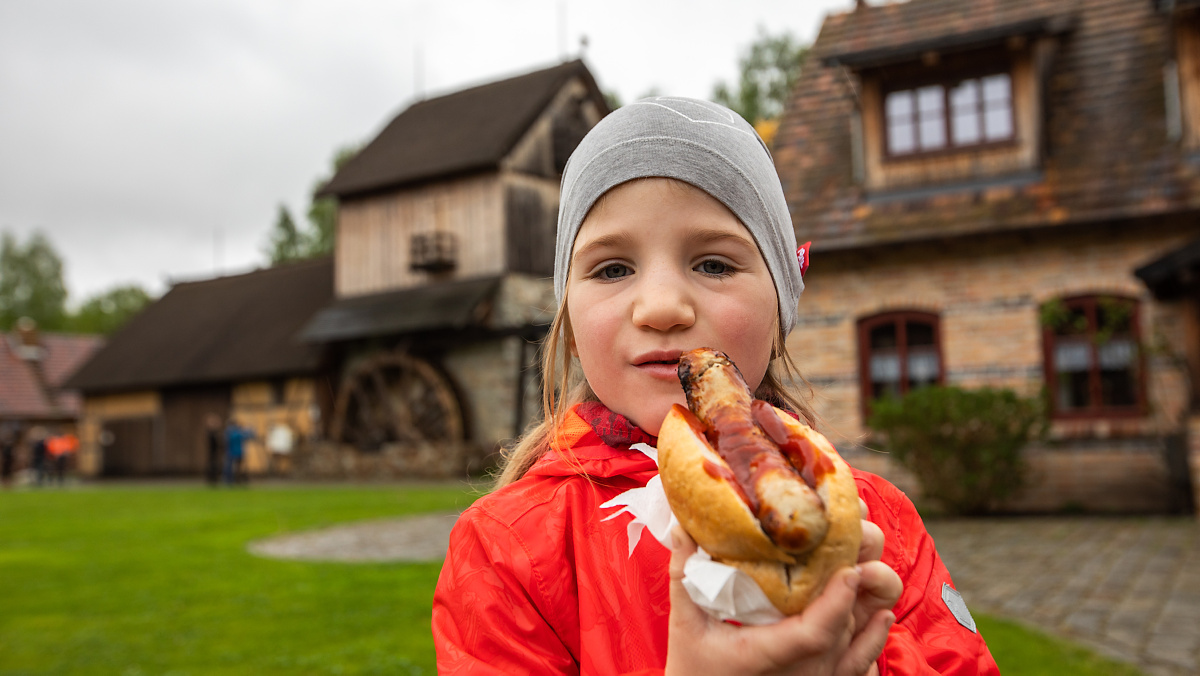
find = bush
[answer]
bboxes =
[867,386,1046,515]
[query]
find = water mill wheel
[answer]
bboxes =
[329,352,464,451]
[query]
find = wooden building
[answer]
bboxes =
[775,0,1200,513]
[297,60,609,476]
[66,258,334,476]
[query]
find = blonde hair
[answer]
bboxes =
[493,286,816,489]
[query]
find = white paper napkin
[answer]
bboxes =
[599,442,785,625]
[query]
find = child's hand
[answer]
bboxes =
[664,517,899,676]
[854,500,902,638]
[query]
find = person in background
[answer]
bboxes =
[266,422,295,476]
[29,427,48,487]
[0,423,18,489]
[205,414,223,486]
[223,418,254,485]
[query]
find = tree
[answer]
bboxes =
[712,28,809,125]
[265,206,306,265]
[265,145,359,266]
[67,284,153,335]
[0,230,68,331]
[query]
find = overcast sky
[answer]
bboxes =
[0,0,854,305]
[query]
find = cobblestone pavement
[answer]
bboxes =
[252,513,1200,675]
[927,517,1200,676]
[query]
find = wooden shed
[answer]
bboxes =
[66,258,334,476]
[299,59,609,477]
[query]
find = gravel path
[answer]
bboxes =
[251,512,1200,675]
[248,511,461,562]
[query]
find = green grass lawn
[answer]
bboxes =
[0,483,1146,675]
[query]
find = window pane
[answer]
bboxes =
[1098,339,1134,369]
[917,86,944,113]
[919,117,946,150]
[871,353,901,382]
[907,321,935,347]
[1054,341,1091,372]
[1057,371,1091,410]
[871,351,901,401]
[886,90,914,118]
[888,121,916,154]
[983,106,1013,140]
[1099,338,1137,408]
[953,111,981,145]
[982,74,1011,103]
[907,348,939,387]
[916,86,946,150]
[870,323,897,350]
[950,80,979,112]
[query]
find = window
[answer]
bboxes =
[1041,296,1143,418]
[858,312,943,414]
[885,72,1014,157]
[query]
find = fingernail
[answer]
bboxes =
[845,568,861,591]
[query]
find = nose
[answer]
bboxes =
[631,266,696,332]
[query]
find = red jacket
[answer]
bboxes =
[433,404,999,675]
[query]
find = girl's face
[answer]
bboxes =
[566,178,779,436]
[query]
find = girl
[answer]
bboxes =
[433,98,998,675]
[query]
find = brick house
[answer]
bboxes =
[774,0,1200,512]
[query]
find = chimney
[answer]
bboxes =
[856,0,869,10]
[14,316,44,362]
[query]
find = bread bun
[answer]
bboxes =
[658,349,862,615]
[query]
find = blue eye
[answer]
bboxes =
[600,263,630,279]
[698,259,731,276]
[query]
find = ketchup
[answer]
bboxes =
[750,400,834,488]
[673,405,754,509]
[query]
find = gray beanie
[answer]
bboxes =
[554,96,804,334]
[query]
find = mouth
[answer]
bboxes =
[633,350,683,367]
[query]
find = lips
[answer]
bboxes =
[633,350,684,367]
[633,350,686,381]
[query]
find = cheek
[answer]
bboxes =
[711,294,777,389]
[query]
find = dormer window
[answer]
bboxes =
[884,72,1015,158]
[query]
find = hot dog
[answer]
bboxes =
[657,348,862,615]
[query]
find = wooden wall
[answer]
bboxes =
[336,174,505,297]
[1177,16,1200,150]
[78,391,161,475]
[229,378,319,474]
[335,74,606,298]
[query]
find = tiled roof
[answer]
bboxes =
[820,0,1075,68]
[318,60,605,199]
[773,0,1200,251]
[0,332,103,419]
[67,257,333,393]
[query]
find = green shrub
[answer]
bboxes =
[867,386,1046,515]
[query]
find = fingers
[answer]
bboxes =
[836,609,895,676]
[859,518,884,564]
[758,566,860,667]
[853,560,902,633]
